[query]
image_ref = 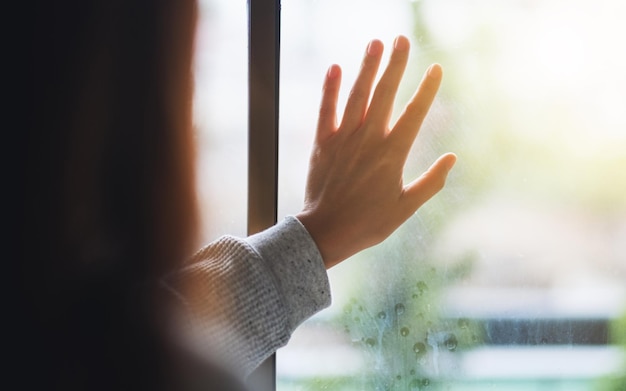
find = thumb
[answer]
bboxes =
[402,153,456,213]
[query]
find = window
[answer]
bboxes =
[194,0,248,241]
[277,0,626,390]
[195,0,626,390]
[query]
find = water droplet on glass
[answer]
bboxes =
[396,375,402,381]
[444,333,458,352]
[377,311,387,320]
[400,327,410,337]
[458,318,470,329]
[416,281,428,295]
[410,369,416,376]
[344,304,352,314]
[365,337,376,347]
[422,378,431,387]
[412,293,419,299]
[395,303,405,316]
[413,342,426,356]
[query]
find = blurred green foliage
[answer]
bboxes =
[596,311,626,391]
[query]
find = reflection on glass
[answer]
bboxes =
[278,0,626,390]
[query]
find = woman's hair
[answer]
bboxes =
[15,0,199,388]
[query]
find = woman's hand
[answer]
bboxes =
[296,35,457,269]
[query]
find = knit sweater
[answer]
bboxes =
[166,216,331,379]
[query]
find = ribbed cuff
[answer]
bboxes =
[247,216,331,333]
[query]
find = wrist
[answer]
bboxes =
[296,210,360,269]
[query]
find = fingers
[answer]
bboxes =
[339,39,384,131]
[389,64,443,153]
[366,35,411,130]
[401,152,456,213]
[316,64,342,141]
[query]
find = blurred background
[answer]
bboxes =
[194,0,626,389]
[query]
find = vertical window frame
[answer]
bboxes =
[247,0,281,390]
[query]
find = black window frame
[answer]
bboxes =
[247,0,281,390]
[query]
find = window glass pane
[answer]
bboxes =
[195,0,248,239]
[278,0,626,390]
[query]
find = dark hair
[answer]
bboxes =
[13,1,199,388]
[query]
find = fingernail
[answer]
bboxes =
[366,40,381,56]
[428,63,442,78]
[327,64,339,79]
[446,154,457,171]
[393,35,409,51]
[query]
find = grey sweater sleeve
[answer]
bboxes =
[166,216,331,378]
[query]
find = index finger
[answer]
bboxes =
[388,64,443,153]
